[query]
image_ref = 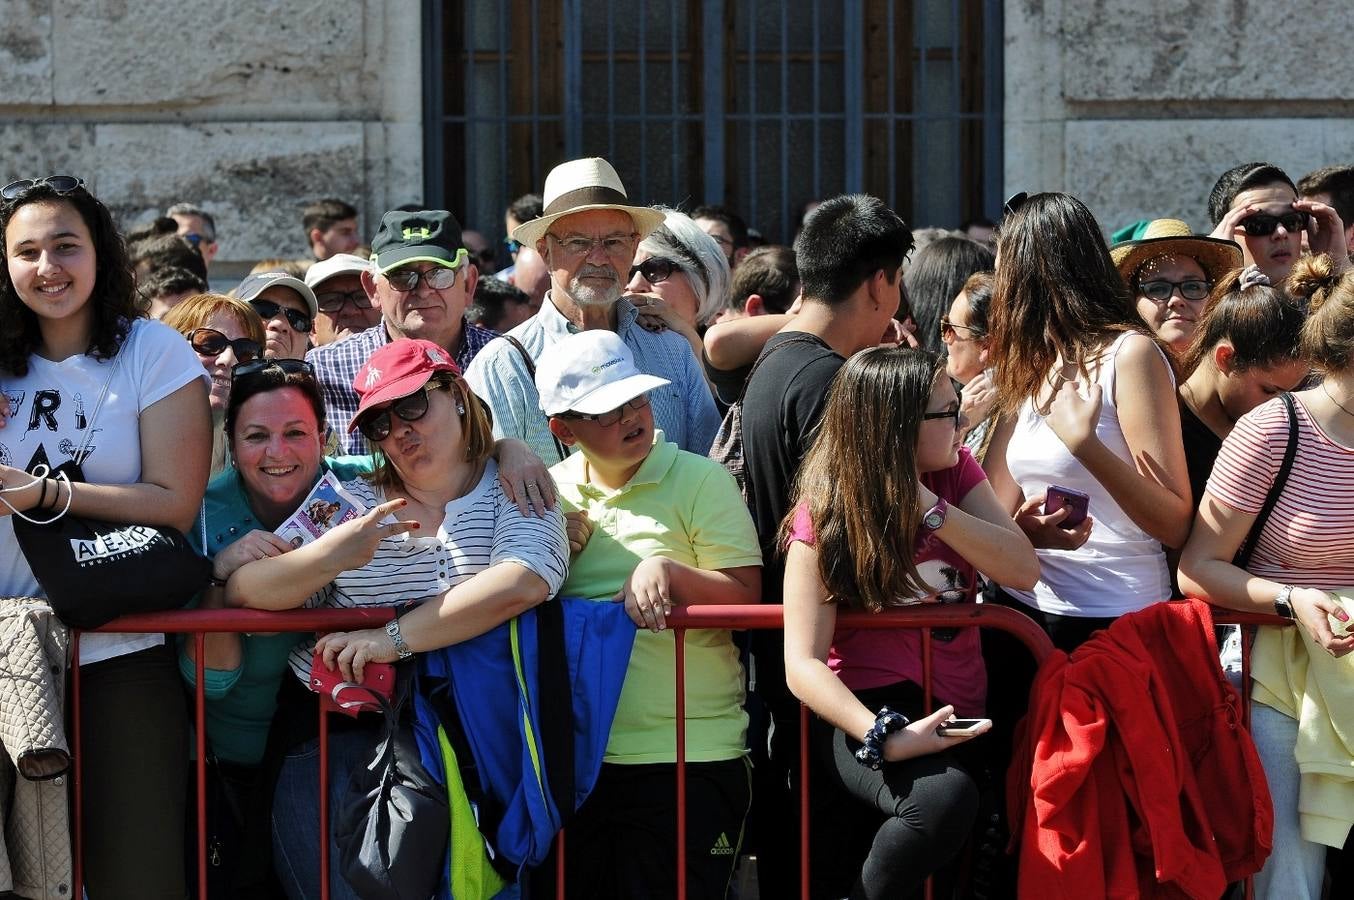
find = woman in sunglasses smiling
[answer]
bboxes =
[625,208,732,365]
[164,292,267,474]
[225,339,567,899]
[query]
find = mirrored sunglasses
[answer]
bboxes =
[1,175,85,202]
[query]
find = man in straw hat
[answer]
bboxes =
[466,157,721,464]
[1111,218,1242,357]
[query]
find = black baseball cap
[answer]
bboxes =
[370,209,467,274]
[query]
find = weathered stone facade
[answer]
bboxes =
[2,0,423,275]
[1005,0,1354,234]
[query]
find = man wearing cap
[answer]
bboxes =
[466,157,720,464]
[535,330,759,898]
[234,270,317,361]
[307,209,496,455]
[305,252,380,347]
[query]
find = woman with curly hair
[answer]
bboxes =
[0,176,210,899]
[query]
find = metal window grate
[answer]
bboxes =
[424,0,1002,246]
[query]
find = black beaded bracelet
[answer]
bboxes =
[854,706,911,770]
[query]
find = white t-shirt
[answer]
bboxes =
[0,319,208,665]
[287,459,570,680]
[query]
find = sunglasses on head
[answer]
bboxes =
[384,264,460,293]
[231,357,315,382]
[1,175,85,202]
[357,382,452,443]
[628,258,680,285]
[189,328,261,363]
[315,288,374,314]
[249,298,313,334]
[1138,279,1211,302]
[1239,211,1310,237]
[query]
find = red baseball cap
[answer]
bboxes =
[348,338,461,432]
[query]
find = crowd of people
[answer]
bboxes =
[1,156,1353,900]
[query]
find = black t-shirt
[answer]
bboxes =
[1179,399,1224,515]
[740,331,845,603]
[701,349,751,417]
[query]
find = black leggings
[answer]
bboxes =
[809,681,979,900]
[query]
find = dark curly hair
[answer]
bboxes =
[0,183,141,377]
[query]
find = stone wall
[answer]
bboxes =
[1004,0,1354,235]
[1,0,423,275]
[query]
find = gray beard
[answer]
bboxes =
[567,276,621,308]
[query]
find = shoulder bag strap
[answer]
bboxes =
[1234,392,1299,569]
[74,346,124,464]
[733,333,823,405]
[502,335,570,463]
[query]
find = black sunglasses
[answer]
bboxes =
[189,328,261,363]
[1,175,85,202]
[357,383,449,443]
[504,237,523,254]
[231,358,315,381]
[249,298,313,334]
[315,288,373,314]
[1002,191,1028,219]
[1239,211,1310,237]
[628,257,680,285]
[922,406,961,426]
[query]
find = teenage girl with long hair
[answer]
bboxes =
[781,347,1037,899]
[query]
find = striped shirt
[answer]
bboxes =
[307,318,498,455]
[1206,394,1354,588]
[287,459,569,681]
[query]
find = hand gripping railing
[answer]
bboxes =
[70,603,1286,900]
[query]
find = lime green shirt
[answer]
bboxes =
[551,432,762,764]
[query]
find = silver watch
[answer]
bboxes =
[385,618,414,659]
[1273,584,1296,620]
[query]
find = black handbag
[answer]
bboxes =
[4,349,212,629]
[334,676,449,900]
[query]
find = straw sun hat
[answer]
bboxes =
[1110,218,1242,284]
[511,157,666,248]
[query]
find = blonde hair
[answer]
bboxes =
[1289,254,1354,373]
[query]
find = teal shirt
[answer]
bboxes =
[180,455,373,765]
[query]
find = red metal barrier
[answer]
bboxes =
[70,602,1276,900]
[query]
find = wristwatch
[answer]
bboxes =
[1273,584,1296,620]
[921,496,949,533]
[385,618,414,659]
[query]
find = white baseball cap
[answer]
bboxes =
[535,330,670,417]
[305,252,370,290]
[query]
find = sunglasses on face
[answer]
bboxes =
[1,175,85,202]
[249,299,313,334]
[384,265,460,293]
[922,405,961,427]
[628,257,681,285]
[1138,279,1211,302]
[1239,211,1309,237]
[939,316,984,342]
[315,288,374,314]
[504,237,523,255]
[189,328,261,363]
[231,357,315,383]
[357,382,450,443]
[558,395,650,428]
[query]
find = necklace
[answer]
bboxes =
[1323,381,1354,419]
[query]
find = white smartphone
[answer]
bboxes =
[935,717,992,737]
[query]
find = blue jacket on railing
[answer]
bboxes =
[411,596,636,887]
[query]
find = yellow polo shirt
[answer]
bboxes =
[551,432,762,764]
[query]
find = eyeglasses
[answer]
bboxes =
[188,328,261,363]
[315,288,374,314]
[231,358,315,382]
[1239,211,1310,237]
[922,406,961,427]
[1138,279,1211,303]
[249,298,313,334]
[546,233,639,258]
[504,237,523,255]
[628,257,680,285]
[1,175,85,202]
[558,395,650,427]
[357,382,450,443]
[384,263,461,293]
[182,232,212,248]
[939,315,984,342]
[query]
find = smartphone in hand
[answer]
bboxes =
[1044,485,1090,530]
[936,718,992,737]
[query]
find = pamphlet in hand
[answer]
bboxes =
[275,471,368,548]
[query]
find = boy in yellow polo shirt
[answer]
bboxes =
[535,329,762,900]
